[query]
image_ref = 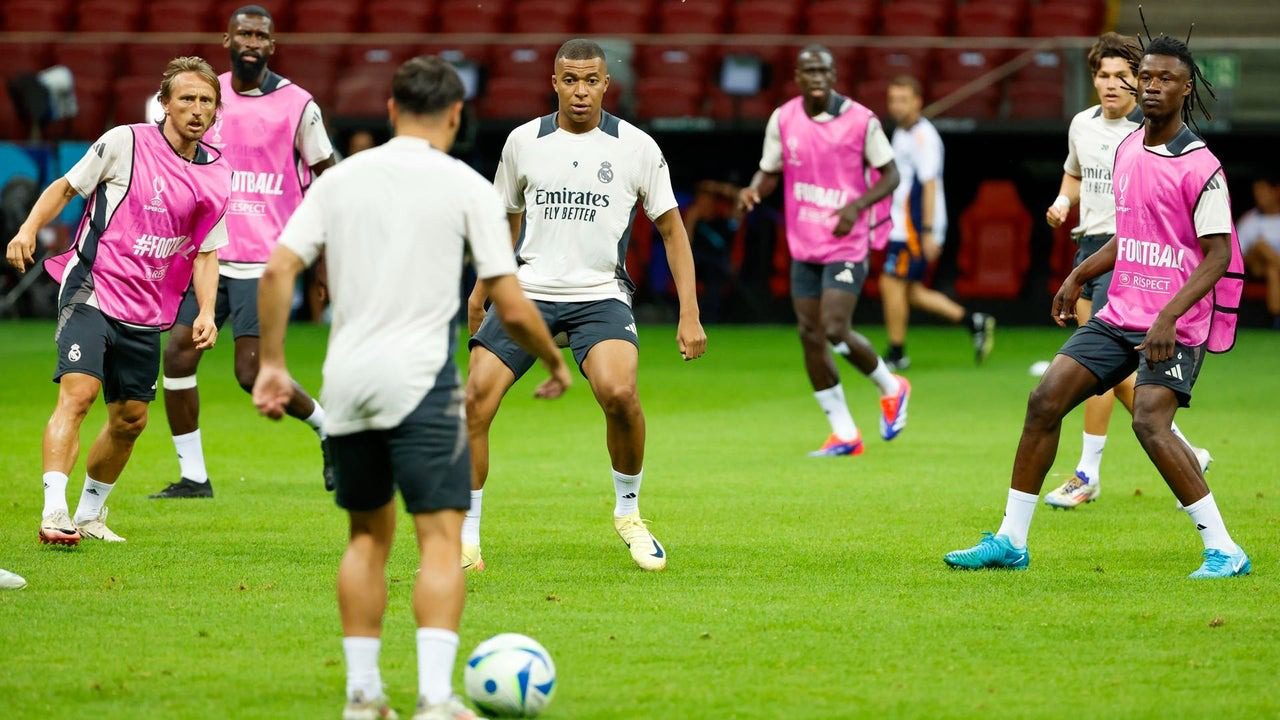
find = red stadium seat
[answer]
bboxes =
[5,0,73,31]
[733,1,800,34]
[936,48,1009,82]
[583,2,650,34]
[214,0,292,26]
[708,88,776,121]
[881,1,951,36]
[641,46,713,81]
[804,0,878,36]
[193,42,230,71]
[928,79,1001,119]
[75,0,145,32]
[111,76,163,126]
[1046,205,1081,294]
[511,0,580,34]
[853,79,893,119]
[659,1,726,35]
[490,45,559,80]
[954,1,1024,37]
[333,71,391,118]
[0,96,23,140]
[286,70,336,109]
[1006,80,1064,120]
[418,44,491,68]
[1029,3,1100,38]
[365,0,435,33]
[343,44,416,74]
[270,44,342,80]
[477,77,555,120]
[2,44,51,80]
[53,43,122,85]
[1012,50,1065,83]
[634,78,704,119]
[68,88,112,140]
[438,0,507,33]
[291,0,360,32]
[124,44,197,77]
[863,47,933,81]
[955,180,1032,300]
[146,1,217,32]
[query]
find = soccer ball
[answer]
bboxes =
[464,633,557,717]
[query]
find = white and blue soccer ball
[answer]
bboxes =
[464,633,557,717]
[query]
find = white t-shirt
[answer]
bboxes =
[889,117,947,243]
[279,136,517,435]
[1063,104,1143,236]
[495,111,677,304]
[1236,209,1280,254]
[758,96,895,174]
[62,125,228,320]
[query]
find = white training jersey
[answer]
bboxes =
[494,111,678,304]
[278,136,517,435]
[1063,104,1143,236]
[888,117,948,243]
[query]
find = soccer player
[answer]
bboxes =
[1237,175,1280,328]
[151,4,337,499]
[1041,32,1210,509]
[6,57,230,545]
[253,57,569,720]
[944,34,1251,578]
[464,38,707,572]
[738,45,906,457]
[880,76,994,371]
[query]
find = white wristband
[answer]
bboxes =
[1052,195,1071,211]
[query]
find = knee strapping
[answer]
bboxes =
[162,375,197,390]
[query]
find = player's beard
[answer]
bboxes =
[230,52,266,83]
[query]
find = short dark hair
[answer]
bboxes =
[1087,32,1140,75]
[888,75,922,98]
[556,39,606,64]
[796,44,834,67]
[392,56,465,116]
[229,4,272,23]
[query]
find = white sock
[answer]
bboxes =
[73,477,114,524]
[1076,432,1106,482]
[813,384,858,441]
[42,471,69,517]
[867,357,901,396]
[612,468,642,517]
[173,430,209,483]
[995,488,1038,548]
[343,636,383,702]
[1183,493,1240,553]
[304,402,327,439]
[462,490,483,546]
[417,627,459,706]
[1169,421,1191,448]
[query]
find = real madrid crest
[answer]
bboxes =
[597,161,614,184]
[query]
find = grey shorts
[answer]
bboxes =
[328,371,471,515]
[791,260,868,299]
[1058,317,1205,407]
[469,299,638,379]
[53,302,160,403]
[175,275,260,338]
[1074,234,1113,314]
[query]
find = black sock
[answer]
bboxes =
[888,343,905,360]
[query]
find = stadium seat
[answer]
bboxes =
[75,0,144,31]
[418,44,491,68]
[286,70,336,109]
[476,77,555,120]
[1012,50,1065,83]
[804,0,878,36]
[733,1,800,35]
[110,76,163,126]
[862,47,933,81]
[124,44,197,77]
[365,0,435,33]
[853,79,893,119]
[634,78,704,119]
[438,0,507,33]
[511,0,580,34]
[0,98,22,140]
[954,0,1025,37]
[5,0,72,31]
[1046,206,1081,294]
[270,44,342,80]
[343,44,416,74]
[936,48,1009,82]
[67,88,111,140]
[1006,80,1064,120]
[2,44,52,79]
[214,0,291,25]
[955,180,1032,300]
[1029,3,1100,38]
[146,1,217,32]
[291,0,360,32]
[708,88,776,121]
[641,46,713,81]
[333,71,391,118]
[659,1,726,35]
[490,45,559,80]
[880,1,951,37]
[928,79,1001,119]
[583,2,651,34]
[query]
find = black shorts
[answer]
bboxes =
[328,375,471,514]
[1074,234,1114,314]
[53,302,161,403]
[1058,317,1205,407]
[469,299,637,379]
[884,240,927,281]
[175,275,260,338]
[790,260,868,299]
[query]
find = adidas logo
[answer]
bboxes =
[87,488,100,496]
[624,323,637,336]
[834,269,855,284]
[622,493,637,499]
[1164,364,1184,381]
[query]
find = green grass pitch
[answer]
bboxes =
[1,320,1277,719]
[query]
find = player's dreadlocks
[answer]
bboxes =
[1129,5,1216,130]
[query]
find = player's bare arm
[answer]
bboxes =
[1135,232,1231,365]
[1053,235,1117,325]
[190,250,221,351]
[833,159,899,237]
[653,207,707,361]
[467,211,524,334]
[1047,173,1082,228]
[253,244,307,419]
[5,178,78,272]
[738,170,779,213]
